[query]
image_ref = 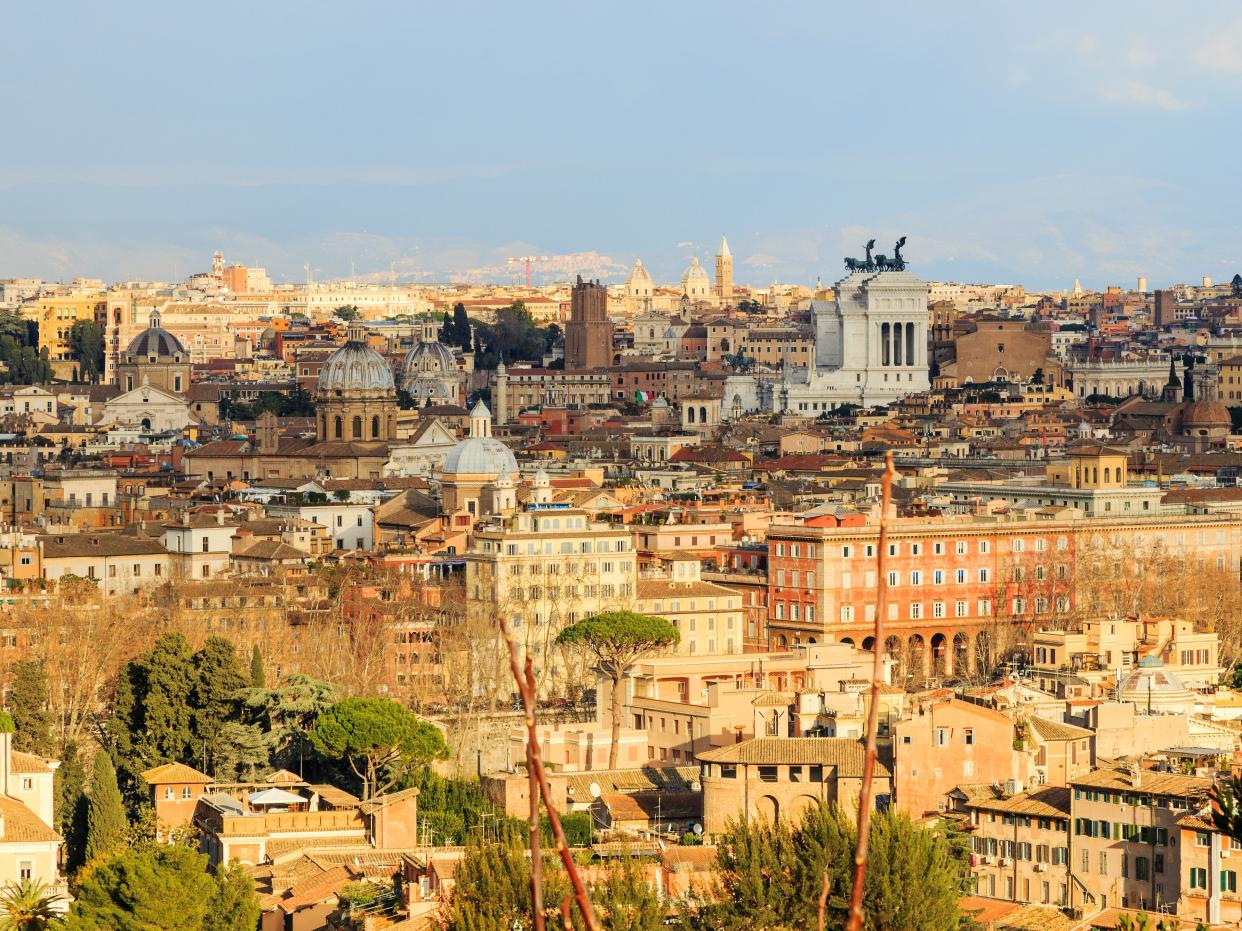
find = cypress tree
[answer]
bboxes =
[249,645,266,689]
[8,659,53,756]
[55,742,88,872]
[191,637,247,775]
[143,633,195,764]
[83,751,126,865]
[452,303,471,350]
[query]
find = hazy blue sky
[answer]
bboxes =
[4,1,1242,289]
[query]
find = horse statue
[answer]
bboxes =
[844,239,876,272]
[873,252,889,271]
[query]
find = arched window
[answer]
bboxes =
[334,416,343,439]
[1103,467,1111,483]
[687,407,696,424]
[700,406,708,423]
[372,415,381,438]
[352,416,363,438]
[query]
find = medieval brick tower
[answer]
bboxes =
[715,235,734,303]
[564,276,612,370]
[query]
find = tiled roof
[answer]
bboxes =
[141,762,213,784]
[635,579,737,601]
[39,534,167,559]
[966,786,1071,819]
[1027,716,1093,741]
[564,766,699,800]
[598,791,701,822]
[697,738,889,776]
[279,865,353,912]
[357,786,419,814]
[0,795,60,843]
[1071,766,1212,799]
[10,752,54,774]
[751,691,794,708]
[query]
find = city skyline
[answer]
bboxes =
[5,2,1242,287]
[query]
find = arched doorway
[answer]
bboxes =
[953,632,970,678]
[930,633,948,677]
[907,634,926,684]
[862,636,876,652]
[754,795,779,823]
[976,631,993,678]
[787,795,820,822]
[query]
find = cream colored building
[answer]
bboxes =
[466,497,637,687]
[38,533,169,596]
[636,558,744,655]
[162,512,241,579]
[0,728,63,907]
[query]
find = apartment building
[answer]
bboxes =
[466,503,636,687]
[893,698,1028,819]
[161,511,240,579]
[765,509,1242,676]
[967,786,1072,907]
[635,558,744,656]
[38,533,169,596]
[1031,617,1223,695]
[1070,766,1212,913]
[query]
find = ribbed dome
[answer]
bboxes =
[126,311,186,359]
[318,324,395,394]
[399,340,456,380]
[681,257,710,289]
[627,258,652,284]
[1182,399,1231,430]
[440,436,519,478]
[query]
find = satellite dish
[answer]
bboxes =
[588,782,603,800]
[692,823,703,836]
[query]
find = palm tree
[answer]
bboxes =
[0,877,64,930]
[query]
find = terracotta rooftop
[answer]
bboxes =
[697,738,889,776]
[966,786,1071,819]
[1027,716,1093,742]
[141,762,213,785]
[1071,766,1212,799]
[0,794,60,843]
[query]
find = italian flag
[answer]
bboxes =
[636,389,649,403]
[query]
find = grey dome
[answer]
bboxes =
[440,436,519,478]
[318,330,395,394]
[126,312,186,360]
[399,341,456,380]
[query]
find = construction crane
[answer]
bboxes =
[507,255,552,288]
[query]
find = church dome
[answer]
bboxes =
[1116,663,1195,713]
[126,311,186,360]
[681,257,709,285]
[399,340,456,380]
[1182,399,1231,431]
[440,436,519,479]
[627,258,652,285]
[318,323,395,394]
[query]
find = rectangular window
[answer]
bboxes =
[964,728,974,746]
[935,728,949,747]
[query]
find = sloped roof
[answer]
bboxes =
[1028,716,1092,742]
[141,762,213,784]
[697,738,888,776]
[10,752,54,774]
[0,794,61,843]
[598,791,701,822]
